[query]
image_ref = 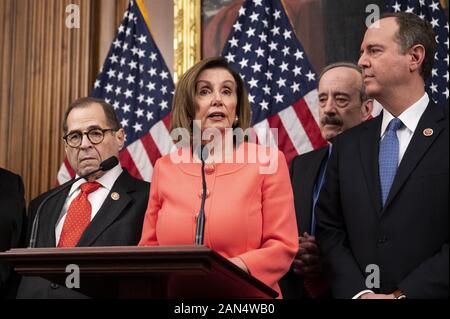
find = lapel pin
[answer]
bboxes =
[111,192,120,201]
[423,128,433,137]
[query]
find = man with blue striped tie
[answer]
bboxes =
[316,12,448,299]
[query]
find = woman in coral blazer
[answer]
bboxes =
[139,57,298,297]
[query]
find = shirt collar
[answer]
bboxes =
[68,164,123,197]
[380,93,429,137]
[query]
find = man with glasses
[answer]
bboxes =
[17,97,150,298]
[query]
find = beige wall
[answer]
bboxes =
[96,0,174,76]
[0,0,174,203]
[0,0,96,202]
[144,0,174,75]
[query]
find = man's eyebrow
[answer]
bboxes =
[367,44,383,50]
[318,92,351,98]
[86,125,102,130]
[66,129,81,135]
[67,125,102,134]
[334,92,351,97]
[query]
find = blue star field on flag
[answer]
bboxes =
[92,0,174,148]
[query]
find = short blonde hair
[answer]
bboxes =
[170,57,251,142]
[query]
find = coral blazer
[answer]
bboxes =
[139,143,298,297]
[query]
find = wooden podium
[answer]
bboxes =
[0,245,278,299]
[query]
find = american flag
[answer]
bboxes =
[388,0,449,106]
[221,0,327,163]
[57,0,174,183]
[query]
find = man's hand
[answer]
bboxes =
[291,232,322,278]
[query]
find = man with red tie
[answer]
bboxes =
[17,97,150,298]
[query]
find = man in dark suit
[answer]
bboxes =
[316,12,448,299]
[17,97,150,298]
[280,62,373,299]
[0,168,26,298]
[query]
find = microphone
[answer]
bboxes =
[195,145,208,245]
[28,156,119,248]
[99,156,119,171]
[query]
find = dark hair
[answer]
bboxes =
[63,97,121,134]
[380,12,437,80]
[171,56,251,138]
[319,62,367,102]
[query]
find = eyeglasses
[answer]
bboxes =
[63,128,116,148]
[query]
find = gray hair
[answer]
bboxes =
[63,97,122,134]
[318,62,368,102]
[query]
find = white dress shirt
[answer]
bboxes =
[353,93,429,299]
[380,93,429,165]
[55,164,123,245]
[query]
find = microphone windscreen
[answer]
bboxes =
[100,156,119,171]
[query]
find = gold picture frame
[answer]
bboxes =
[173,0,201,83]
[172,0,449,83]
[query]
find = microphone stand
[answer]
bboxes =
[195,146,207,245]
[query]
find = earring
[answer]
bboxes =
[233,116,239,126]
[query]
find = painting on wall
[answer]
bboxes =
[200,0,449,73]
[201,0,325,72]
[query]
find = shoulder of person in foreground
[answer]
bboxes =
[0,168,24,195]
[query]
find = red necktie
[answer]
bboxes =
[58,182,101,247]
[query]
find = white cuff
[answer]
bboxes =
[352,290,375,299]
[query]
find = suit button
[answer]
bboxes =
[50,283,59,289]
[378,236,388,244]
[204,164,215,174]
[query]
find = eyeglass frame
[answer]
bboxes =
[63,128,118,148]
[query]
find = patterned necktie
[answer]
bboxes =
[58,181,101,247]
[379,118,403,206]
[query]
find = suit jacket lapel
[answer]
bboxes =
[39,188,69,247]
[383,102,445,211]
[77,170,134,246]
[359,115,383,216]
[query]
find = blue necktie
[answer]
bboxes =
[379,118,403,206]
[310,145,332,235]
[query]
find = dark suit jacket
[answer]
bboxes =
[0,168,26,298]
[279,147,330,299]
[17,169,150,299]
[316,102,448,298]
